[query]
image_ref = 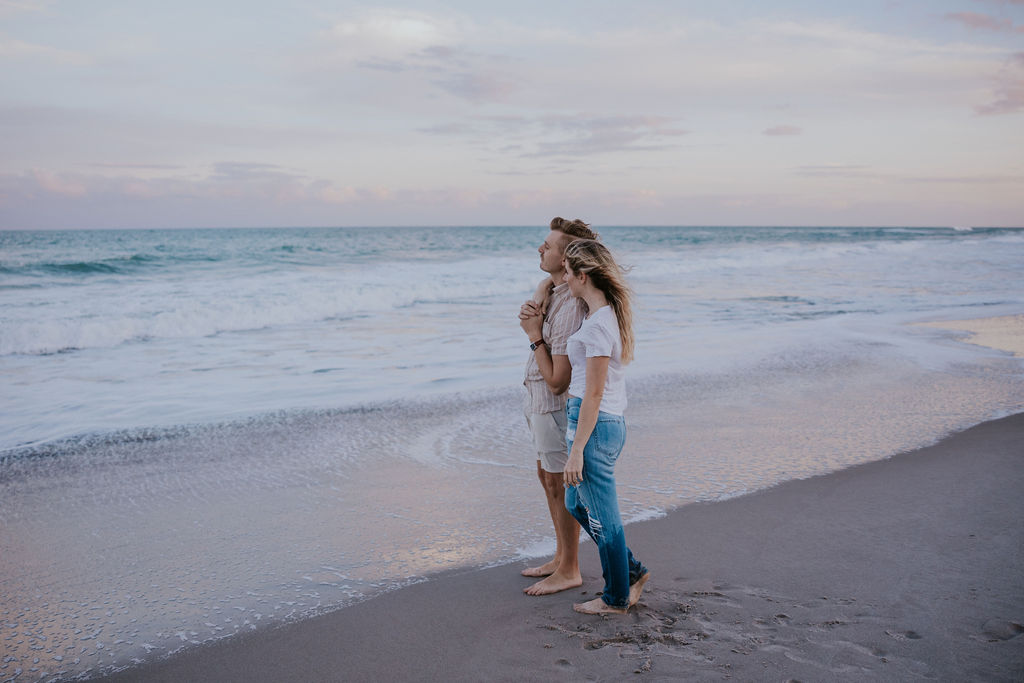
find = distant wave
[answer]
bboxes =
[0,253,184,278]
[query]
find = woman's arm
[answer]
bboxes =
[531,276,553,313]
[519,275,553,322]
[564,355,610,487]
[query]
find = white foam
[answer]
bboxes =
[0,255,536,356]
[514,538,557,560]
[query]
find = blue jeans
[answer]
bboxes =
[564,397,647,608]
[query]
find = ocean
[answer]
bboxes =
[2,225,1023,679]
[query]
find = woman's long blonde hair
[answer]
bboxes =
[563,239,635,364]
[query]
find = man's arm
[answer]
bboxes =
[519,312,572,394]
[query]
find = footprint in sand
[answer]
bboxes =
[885,629,923,641]
[981,619,1023,642]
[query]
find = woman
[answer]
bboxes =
[561,239,649,614]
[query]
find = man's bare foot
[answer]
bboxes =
[524,572,583,596]
[573,597,628,615]
[629,572,650,607]
[521,559,558,578]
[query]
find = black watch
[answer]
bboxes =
[530,339,545,351]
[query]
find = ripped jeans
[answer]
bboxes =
[564,397,647,608]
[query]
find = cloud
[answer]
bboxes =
[314,13,518,105]
[763,125,802,136]
[84,162,184,170]
[975,79,1024,114]
[526,116,688,158]
[432,71,517,103]
[0,0,54,18]
[28,168,87,197]
[289,10,1023,124]
[209,162,306,183]
[416,122,476,136]
[328,11,452,53]
[0,37,91,65]
[791,166,1024,185]
[903,173,1024,184]
[794,164,873,178]
[415,114,687,161]
[975,51,1024,114]
[353,57,408,73]
[945,12,1016,31]
[317,10,466,69]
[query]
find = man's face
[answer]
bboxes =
[538,231,566,274]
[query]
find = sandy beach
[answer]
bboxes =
[99,412,1024,682]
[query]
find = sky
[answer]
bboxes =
[1,0,1022,229]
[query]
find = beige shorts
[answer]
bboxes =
[525,408,569,473]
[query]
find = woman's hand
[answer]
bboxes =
[564,447,584,487]
[519,300,541,320]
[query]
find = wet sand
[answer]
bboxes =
[918,314,1024,358]
[101,412,1024,682]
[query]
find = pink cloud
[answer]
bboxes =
[945,11,1015,31]
[976,51,1024,115]
[30,169,87,197]
[763,125,802,136]
[975,80,1024,114]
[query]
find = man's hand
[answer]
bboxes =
[519,301,543,338]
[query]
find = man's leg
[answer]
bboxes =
[521,460,563,578]
[524,467,582,595]
[522,409,582,594]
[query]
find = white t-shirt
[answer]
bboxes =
[566,305,627,415]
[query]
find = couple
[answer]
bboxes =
[519,217,649,615]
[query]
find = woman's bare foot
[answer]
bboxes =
[524,572,583,596]
[573,597,628,615]
[629,572,650,607]
[521,559,558,578]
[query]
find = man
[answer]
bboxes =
[518,216,599,596]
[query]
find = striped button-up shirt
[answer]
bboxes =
[524,282,587,414]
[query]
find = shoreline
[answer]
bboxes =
[101,412,1024,682]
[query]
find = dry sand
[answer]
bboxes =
[102,413,1024,682]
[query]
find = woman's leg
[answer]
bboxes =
[569,414,645,608]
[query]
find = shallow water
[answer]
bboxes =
[2,335,1022,680]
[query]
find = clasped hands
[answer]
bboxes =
[519,300,543,337]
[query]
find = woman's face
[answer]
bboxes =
[563,260,584,297]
